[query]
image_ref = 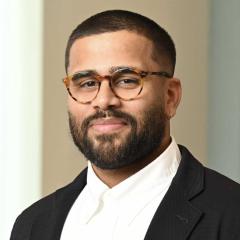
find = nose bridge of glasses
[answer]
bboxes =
[95,74,112,82]
[95,74,117,98]
[91,73,121,108]
[95,74,115,93]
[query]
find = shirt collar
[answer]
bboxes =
[87,137,181,203]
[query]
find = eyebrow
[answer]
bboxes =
[109,65,135,73]
[72,66,136,76]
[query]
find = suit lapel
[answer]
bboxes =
[144,146,204,240]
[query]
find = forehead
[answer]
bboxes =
[68,30,160,75]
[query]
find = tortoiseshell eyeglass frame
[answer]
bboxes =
[63,67,172,104]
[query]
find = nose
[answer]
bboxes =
[90,80,121,110]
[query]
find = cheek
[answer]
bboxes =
[68,98,78,118]
[130,91,166,126]
[121,100,149,130]
[148,86,167,110]
[67,98,89,125]
[131,89,165,115]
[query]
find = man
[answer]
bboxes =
[11,10,240,240]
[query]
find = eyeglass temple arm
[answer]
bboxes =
[140,71,172,78]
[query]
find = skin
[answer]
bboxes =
[67,30,182,187]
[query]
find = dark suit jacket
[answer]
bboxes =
[10,146,240,240]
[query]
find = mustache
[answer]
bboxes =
[80,109,137,131]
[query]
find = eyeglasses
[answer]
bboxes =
[63,67,172,104]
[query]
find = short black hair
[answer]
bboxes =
[65,10,176,75]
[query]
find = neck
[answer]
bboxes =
[91,135,171,188]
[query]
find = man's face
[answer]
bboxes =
[67,30,178,169]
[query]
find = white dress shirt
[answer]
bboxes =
[60,138,181,240]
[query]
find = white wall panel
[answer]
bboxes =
[0,0,43,238]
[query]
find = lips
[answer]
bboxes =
[89,118,128,133]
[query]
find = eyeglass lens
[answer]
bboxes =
[69,69,142,102]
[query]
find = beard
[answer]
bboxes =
[68,105,167,170]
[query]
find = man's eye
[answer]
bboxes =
[114,78,140,88]
[79,79,98,88]
[72,78,99,90]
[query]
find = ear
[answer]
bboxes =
[164,77,182,119]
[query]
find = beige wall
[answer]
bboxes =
[42,0,209,196]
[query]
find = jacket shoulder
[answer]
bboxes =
[10,168,87,240]
[10,192,56,240]
[203,166,240,205]
[179,144,240,203]
[179,146,240,238]
[198,168,240,239]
